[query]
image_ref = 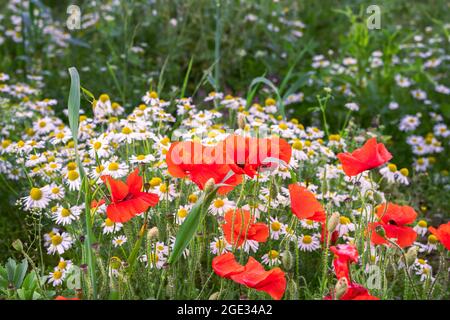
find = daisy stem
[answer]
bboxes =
[83,178,97,299]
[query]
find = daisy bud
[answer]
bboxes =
[327,212,340,233]
[281,250,294,271]
[148,226,159,240]
[204,178,216,193]
[334,277,349,300]
[12,239,24,252]
[405,246,418,267]
[237,113,246,130]
[208,292,220,300]
[375,225,386,238]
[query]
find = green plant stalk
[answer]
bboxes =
[214,0,222,91]
[68,67,97,299]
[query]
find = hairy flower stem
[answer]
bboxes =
[386,238,419,299]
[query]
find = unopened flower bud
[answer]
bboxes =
[147,227,159,240]
[281,250,294,271]
[334,277,349,300]
[208,292,220,300]
[204,178,216,193]
[405,246,418,267]
[327,212,340,233]
[375,225,386,238]
[237,113,246,130]
[12,239,24,252]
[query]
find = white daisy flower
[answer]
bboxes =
[53,205,82,226]
[413,220,428,237]
[48,269,65,286]
[209,198,235,216]
[102,218,123,234]
[261,250,281,266]
[298,234,320,252]
[269,216,283,240]
[112,235,127,247]
[209,237,232,255]
[22,186,50,210]
[47,232,73,255]
[336,216,355,237]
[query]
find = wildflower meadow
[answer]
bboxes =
[0,0,449,303]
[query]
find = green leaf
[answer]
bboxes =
[180,57,194,98]
[13,259,28,289]
[169,189,217,264]
[247,76,284,118]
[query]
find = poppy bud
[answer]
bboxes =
[327,212,340,233]
[147,226,159,240]
[375,225,386,238]
[237,113,246,130]
[405,246,418,267]
[334,277,349,300]
[12,239,24,252]
[204,178,216,193]
[208,292,220,300]
[281,250,294,271]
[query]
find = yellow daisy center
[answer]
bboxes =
[214,199,224,208]
[51,235,63,246]
[339,216,351,225]
[177,208,188,218]
[271,221,281,232]
[61,208,71,217]
[150,177,162,187]
[30,188,43,201]
[58,261,67,269]
[67,170,79,181]
[302,235,313,244]
[108,162,119,171]
[418,220,427,228]
[53,270,63,280]
[122,127,132,135]
[388,163,397,172]
[428,235,438,244]
[268,250,279,259]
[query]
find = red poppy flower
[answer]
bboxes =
[368,203,417,248]
[288,183,326,222]
[429,222,450,250]
[221,134,292,178]
[337,138,392,176]
[222,209,269,247]
[212,252,286,300]
[101,168,159,223]
[54,296,80,300]
[330,244,359,282]
[166,140,242,195]
[324,282,380,300]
